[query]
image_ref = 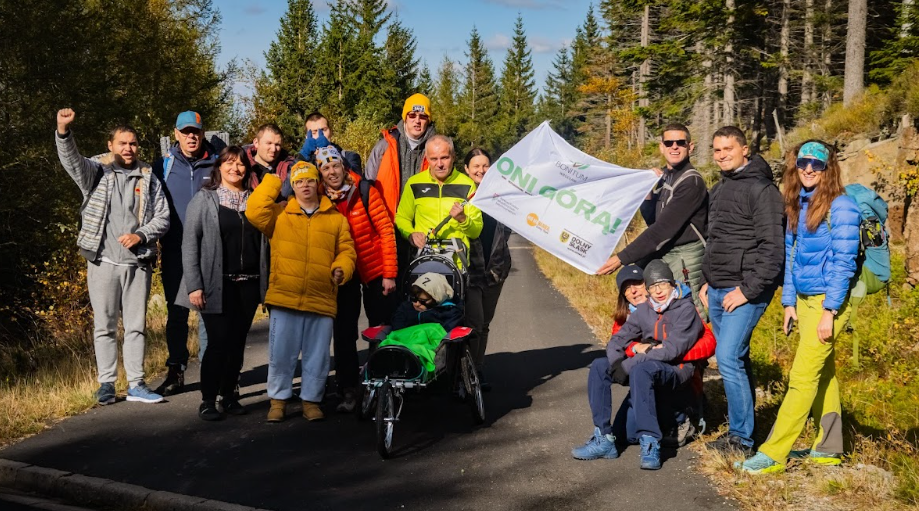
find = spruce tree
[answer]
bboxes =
[384,19,420,120]
[540,45,577,140]
[433,56,461,138]
[458,27,500,153]
[314,1,355,124]
[496,15,537,148]
[341,0,392,123]
[416,62,434,96]
[262,0,320,144]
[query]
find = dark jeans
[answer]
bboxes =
[333,276,398,393]
[587,358,685,441]
[162,249,194,367]
[200,279,260,401]
[465,282,505,369]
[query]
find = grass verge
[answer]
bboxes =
[533,246,919,509]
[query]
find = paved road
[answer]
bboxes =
[1,235,732,510]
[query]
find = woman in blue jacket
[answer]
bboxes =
[739,140,860,474]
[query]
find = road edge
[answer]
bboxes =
[0,458,271,511]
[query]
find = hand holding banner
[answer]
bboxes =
[470,121,659,274]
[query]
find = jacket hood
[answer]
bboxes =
[284,194,336,215]
[722,154,774,182]
[395,120,436,145]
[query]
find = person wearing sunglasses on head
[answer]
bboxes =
[598,123,708,317]
[701,126,785,457]
[390,272,464,332]
[737,141,860,474]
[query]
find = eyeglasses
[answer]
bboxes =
[796,158,827,172]
[177,129,202,139]
[647,282,671,293]
[406,113,430,121]
[411,295,436,307]
[662,139,688,148]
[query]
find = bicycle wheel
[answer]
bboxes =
[375,380,395,458]
[461,348,485,424]
[356,385,375,421]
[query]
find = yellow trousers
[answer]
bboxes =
[759,294,849,461]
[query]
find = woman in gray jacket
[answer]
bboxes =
[177,146,264,421]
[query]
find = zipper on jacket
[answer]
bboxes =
[238,210,245,271]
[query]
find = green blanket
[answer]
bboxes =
[379,323,447,373]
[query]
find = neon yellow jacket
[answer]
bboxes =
[395,169,483,250]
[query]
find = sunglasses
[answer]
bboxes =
[662,139,688,148]
[411,295,436,307]
[796,158,827,172]
[406,113,430,121]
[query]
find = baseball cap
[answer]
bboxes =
[176,111,203,130]
[616,265,644,291]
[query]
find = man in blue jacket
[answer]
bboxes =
[154,111,217,396]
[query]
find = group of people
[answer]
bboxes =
[54,93,513,424]
[576,123,860,474]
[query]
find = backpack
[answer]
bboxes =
[842,184,890,292]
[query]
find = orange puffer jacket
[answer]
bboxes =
[332,172,398,283]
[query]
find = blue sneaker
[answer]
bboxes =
[95,382,116,405]
[735,451,785,474]
[126,383,164,404]
[571,427,619,460]
[639,435,661,470]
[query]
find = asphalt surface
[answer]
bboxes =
[1,235,732,510]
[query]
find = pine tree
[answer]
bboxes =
[457,27,500,153]
[495,15,537,149]
[261,0,320,144]
[341,0,392,122]
[416,62,434,96]
[384,18,420,119]
[314,1,355,124]
[433,56,461,138]
[540,45,577,140]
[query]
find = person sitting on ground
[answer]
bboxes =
[572,260,707,471]
[390,272,464,332]
[245,161,356,423]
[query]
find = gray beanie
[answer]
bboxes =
[413,272,454,304]
[643,259,674,287]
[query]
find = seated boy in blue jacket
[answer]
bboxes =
[390,272,464,332]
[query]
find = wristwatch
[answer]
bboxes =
[824,308,838,316]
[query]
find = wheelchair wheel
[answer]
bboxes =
[376,381,396,458]
[356,385,376,421]
[461,348,485,424]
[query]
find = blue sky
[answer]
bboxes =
[218,0,596,95]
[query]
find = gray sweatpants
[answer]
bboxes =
[87,261,152,386]
[662,240,706,319]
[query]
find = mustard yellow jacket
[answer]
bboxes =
[245,174,356,317]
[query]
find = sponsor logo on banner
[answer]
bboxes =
[526,213,550,234]
[560,229,592,258]
[556,161,590,183]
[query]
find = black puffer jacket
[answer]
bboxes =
[469,217,512,288]
[702,155,784,301]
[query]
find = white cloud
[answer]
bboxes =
[482,0,565,9]
[530,35,563,54]
[485,33,512,52]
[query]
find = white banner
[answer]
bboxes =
[470,121,660,274]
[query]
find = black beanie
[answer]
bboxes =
[643,259,674,287]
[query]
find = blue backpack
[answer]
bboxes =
[841,184,890,294]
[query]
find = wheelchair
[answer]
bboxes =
[358,237,485,458]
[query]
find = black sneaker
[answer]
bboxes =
[220,396,248,416]
[156,365,185,396]
[708,435,753,457]
[199,400,223,421]
[95,382,116,406]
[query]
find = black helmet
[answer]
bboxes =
[643,259,674,287]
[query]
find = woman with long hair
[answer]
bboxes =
[177,146,264,420]
[739,140,860,473]
[464,148,512,390]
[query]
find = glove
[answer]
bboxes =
[608,359,629,386]
[314,130,331,149]
[299,132,318,161]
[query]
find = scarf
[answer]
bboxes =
[396,120,435,193]
[649,288,679,313]
[216,186,250,212]
[324,182,353,202]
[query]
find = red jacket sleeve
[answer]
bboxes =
[369,185,399,279]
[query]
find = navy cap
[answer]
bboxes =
[616,264,644,291]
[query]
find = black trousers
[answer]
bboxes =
[333,276,398,392]
[200,279,260,401]
[161,248,191,367]
[465,282,505,369]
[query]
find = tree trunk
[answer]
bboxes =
[802,0,815,106]
[778,0,790,124]
[821,0,833,110]
[723,0,736,125]
[844,0,868,106]
[638,3,651,146]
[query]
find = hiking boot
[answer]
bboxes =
[662,415,697,448]
[336,389,357,413]
[156,365,185,396]
[790,449,842,466]
[220,396,247,416]
[735,452,785,474]
[302,401,325,421]
[198,400,222,421]
[571,427,619,460]
[708,435,753,457]
[639,435,662,470]
[267,399,286,422]
[126,383,164,404]
[95,382,116,406]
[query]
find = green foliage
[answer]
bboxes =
[432,56,461,139]
[457,27,500,154]
[494,16,537,150]
[415,62,434,97]
[539,46,578,141]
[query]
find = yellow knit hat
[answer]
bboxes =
[289,161,319,184]
[402,93,433,122]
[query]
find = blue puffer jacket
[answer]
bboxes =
[781,189,860,310]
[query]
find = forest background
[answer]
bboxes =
[1,0,918,507]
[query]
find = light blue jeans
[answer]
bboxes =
[267,307,334,403]
[708,286,772,447]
